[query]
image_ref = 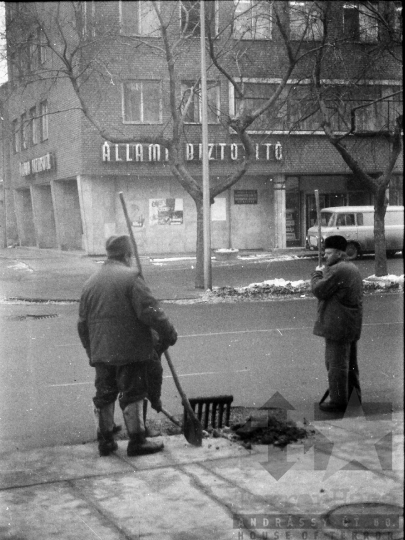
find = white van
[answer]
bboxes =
[306,205,404,259]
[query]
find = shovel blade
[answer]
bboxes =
[183,415,203,447]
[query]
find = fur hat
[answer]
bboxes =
[324,235,347,251]
[105,235,132,258]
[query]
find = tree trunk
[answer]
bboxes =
[374,186,388,277]
[194,199,212,289]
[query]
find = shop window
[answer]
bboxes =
[120,1,160,36]
[181,81,220,123]
[233,0,272,40]
[343,2,378,42]
[40,100,49,141]
[180,1,217,36]
[289,1,323,41]
[123,81,162,123]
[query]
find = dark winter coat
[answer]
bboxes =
[311,259,363,342]
[78,259,177,366]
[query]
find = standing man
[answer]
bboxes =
[78,235,177,457]
[311,235,363,412]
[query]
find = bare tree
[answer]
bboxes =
[207,0,403,276]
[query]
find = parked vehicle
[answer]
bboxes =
[306,206,404,260]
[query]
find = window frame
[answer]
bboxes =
[180,0,219,37]
[343,2,379,43]
[233,0,272,40]
[39,100,49,141]
[21,112,28,150]
[181,80,221,124]
[119,1,161,37]
[289,1,324,41]
[122,80,163,124]
[228,78,401,135]
[12,119,20,154]
[29,106,39,146]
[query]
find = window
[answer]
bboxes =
[28,36,38,72]
[234,82,287,131]
[12,119,20,153]
[289,1,323,40]
[181,81,220,123]
[336,214,355,227]
[123,81,162,123]
[343,3,378,42]
[120,1,160,36]
[21,113,28,149]
[357,213,363,226]
[40,100,49,141]
[30,106,38,145]
[39,28,47,64]
[233,0,272,40]
[180,1,216,36]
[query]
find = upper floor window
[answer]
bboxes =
[343,2,379,42]
[123,81,162,123]
[120,1,160,36]
[289,1,323,41]
[12,119,20,153]
[30,106,39,145]
[82,0,96,37]
[181,81,220,123]
[40,100,49,141]
[21,112,28,150]
[233,0,272,40]
[39,28,47,64]
[180,1,217,36]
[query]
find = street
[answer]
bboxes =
[0,285,402,453]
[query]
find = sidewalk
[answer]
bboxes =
[0,411,403,539]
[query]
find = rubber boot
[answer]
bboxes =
[93,402,118,457]
[123,401,164,457]
[97,401,122,440]
[143,399,161,438]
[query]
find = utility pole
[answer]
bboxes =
[200,0,212,290]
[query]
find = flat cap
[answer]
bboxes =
[105,235,132,257]
[324,235,347,251]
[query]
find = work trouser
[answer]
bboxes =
[93,355,163,411]
[325,339,361,405]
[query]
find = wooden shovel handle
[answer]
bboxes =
[163,350,198,422]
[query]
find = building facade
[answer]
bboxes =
[2,1,403,254]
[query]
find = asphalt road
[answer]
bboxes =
[0,290,402,453]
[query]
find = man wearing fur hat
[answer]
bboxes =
[311,235,363,412]
[78,235,177,456]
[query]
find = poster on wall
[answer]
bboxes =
[211,197,226,221]
[129,203,146,228]
[149,198,184,226]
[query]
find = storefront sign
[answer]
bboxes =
[102,141,283,163]
[20,153,54,177]
[234,190,258,204]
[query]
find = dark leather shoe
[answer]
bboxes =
[319,401,347,413]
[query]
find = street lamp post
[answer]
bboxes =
[200,0,212,290]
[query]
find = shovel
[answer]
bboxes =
[119,192,203,447]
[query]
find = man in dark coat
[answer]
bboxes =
[78,235,177,456]
[311,235,363,412]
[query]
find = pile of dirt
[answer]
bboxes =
[231,413,308,447]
